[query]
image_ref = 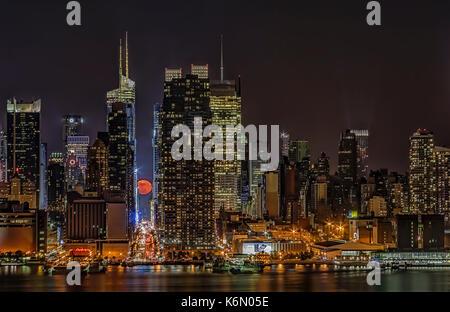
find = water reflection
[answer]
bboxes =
[1,264,450,292]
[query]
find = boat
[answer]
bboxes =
[203,260,214,269]
[212,255,264,274]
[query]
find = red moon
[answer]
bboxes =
[138,180,152,195]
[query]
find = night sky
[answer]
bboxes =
[0,0,449,181]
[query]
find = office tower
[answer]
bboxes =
[86,134,109,194]
[408,129,436,213]
[62,115,83,149]
[317,152,330,177]
[159,74,216,250]
[47,152,65,211]
[0,175,46,253]
[210,75,242,213]
[289,140,310,163]
[350,129,369,178]
[360,178,376,215]
[6,98,41,201]
[152,103,160,228]
[0,131,7,182]
[387,172,407,215]
[312,175,330,223]
[434,146,450,213]
[108,102,135,231]
[190,64,209,79]
[39,143,47,211]
[396,214,419,250]
[66,195,106,241]
[106,32,137,226]
[422,214,444,250]
[104,191,128,240]
[164,68,182,82]
[281,161,300,223]
[66,135,89,179]
[264,171,280,219]
[368,196,387,217]
[338,129,358,198]
[248,159,264,217]
[65,155,84,193]
[280,131,290,158]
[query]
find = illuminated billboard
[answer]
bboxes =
[242,242,272,255]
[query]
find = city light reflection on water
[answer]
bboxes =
[1,265,450,291]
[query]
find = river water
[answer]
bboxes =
[1,264,450,292]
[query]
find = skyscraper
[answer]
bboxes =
[108,102,134,231]
[106,32,137,226]
[86,134,109,195]
[152,103,160,228]
[210,42,242,213]
[159,73,216,250]
[6,98,41,203]
[164,68,182,82]
[0,130,7,182]
[289,140,310,163]
[280,131,290,158]
[350,129,369,178]
[47,152,65,211]
[40,143,48,210]
[434,146,450,213]
[408,129,436,213]
[190,64,209,79]
[338,129,358,198]
[66,136,89,176]
[62,115,83,149]
[317,152,330,177]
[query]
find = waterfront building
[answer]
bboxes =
[396,214,419,250]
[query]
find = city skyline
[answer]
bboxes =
[0,0,449,180]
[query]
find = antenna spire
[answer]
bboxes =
[119,38,123,89]
[220,34,224,82]
[125,31,129,79]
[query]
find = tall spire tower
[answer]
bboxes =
[119,38,123,89]
[220,34,224,82]
[125,31,129,79]
[106,32,138,232]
